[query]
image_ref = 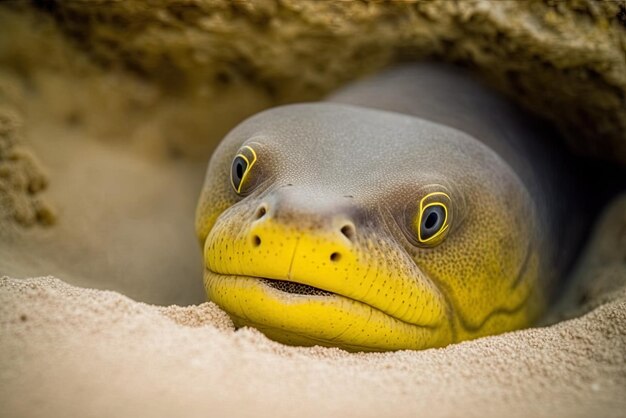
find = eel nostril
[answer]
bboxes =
[252,235,261,247]
[340,223,356,242]
[254,205,267,220]
[330,252,341,262]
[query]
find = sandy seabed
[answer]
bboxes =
[1,273,625,418]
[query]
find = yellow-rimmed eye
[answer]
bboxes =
[416,192,450,245]
[230,145,257,194]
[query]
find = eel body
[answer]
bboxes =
[195,64,581,351]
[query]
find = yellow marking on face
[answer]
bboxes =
[202,211,453,351]
[412,185,542,341]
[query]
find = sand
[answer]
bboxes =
[0,119,208,307]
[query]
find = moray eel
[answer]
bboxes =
[195,64,580,352]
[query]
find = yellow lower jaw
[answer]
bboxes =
[204,271,452,352]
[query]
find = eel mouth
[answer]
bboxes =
[201,212,451,330]
[203,269,450,351]
[260,278,334,296]
[201,218,452,350]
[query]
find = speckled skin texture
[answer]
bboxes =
[196,67,551,350]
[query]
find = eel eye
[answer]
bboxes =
[415,191,451,245]
[231,155,248,193]
[419,205,446,241]
[230,145,257,194]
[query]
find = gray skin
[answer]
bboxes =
[196,63,583,349]
[328,63,582,290]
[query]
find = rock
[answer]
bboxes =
[0,108,55,228]
[2,0,623,162]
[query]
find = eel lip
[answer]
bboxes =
[260,278,335,296]
[205,266,338,297]
[206,269,444,332]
